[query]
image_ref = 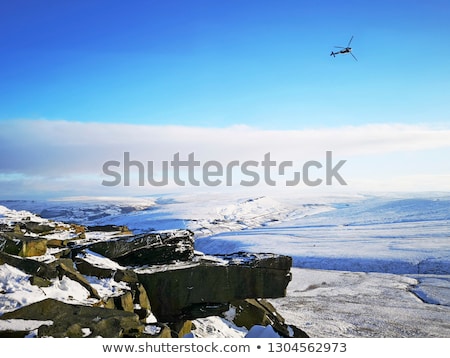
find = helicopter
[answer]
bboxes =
[330,36,358,61]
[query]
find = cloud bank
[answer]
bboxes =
[1,119,449,198]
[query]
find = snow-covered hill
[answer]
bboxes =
[1,192,450,337]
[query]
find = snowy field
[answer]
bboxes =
[1,191,450,337]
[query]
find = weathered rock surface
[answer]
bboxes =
[227,298,309,338]
[0,232,47,257]
[0,251,58,279]
[86,230,195,266]
[18,221,55,235]
[0,298,144,338]
[74,257,115,279]
[137,252,292,322]
[87,224,132,235]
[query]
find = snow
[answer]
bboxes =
[85,276,130,299]
[0,262,104,316]
[190,316,247,338]
[270,268,450,337]
[81,327,92,337]
[0,264,45,314]
[144,324,161,335]
[194,195,450,275]
[1,191,450,337]
[0,319,53,333]
[79,250,126,271]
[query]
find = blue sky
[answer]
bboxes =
[0,0,450,198]
[1,0,449,128]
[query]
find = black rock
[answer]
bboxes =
[87,230,195,266]
[137,253,292,322]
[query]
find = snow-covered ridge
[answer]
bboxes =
[186,196,334,238]
[0,197,156,227]
[0,204,50,226]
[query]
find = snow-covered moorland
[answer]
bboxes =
[1,191,449,337]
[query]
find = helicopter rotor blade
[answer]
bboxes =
[334,46,345,48]
[350,52,358,61]
[347,35,354,47]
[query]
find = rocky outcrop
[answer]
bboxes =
[18,221,55,235]
[0,251,59,279]
[226,298,309,338]
[85,230,195,266]
[0,298,145,338]
[0,211,309,338]
[0,232,48,257]
[137,253,292,322]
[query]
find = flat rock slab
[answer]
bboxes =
[86,230,195,266]
[137,253,292,321]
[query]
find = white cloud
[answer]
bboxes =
[0,119,449,197]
